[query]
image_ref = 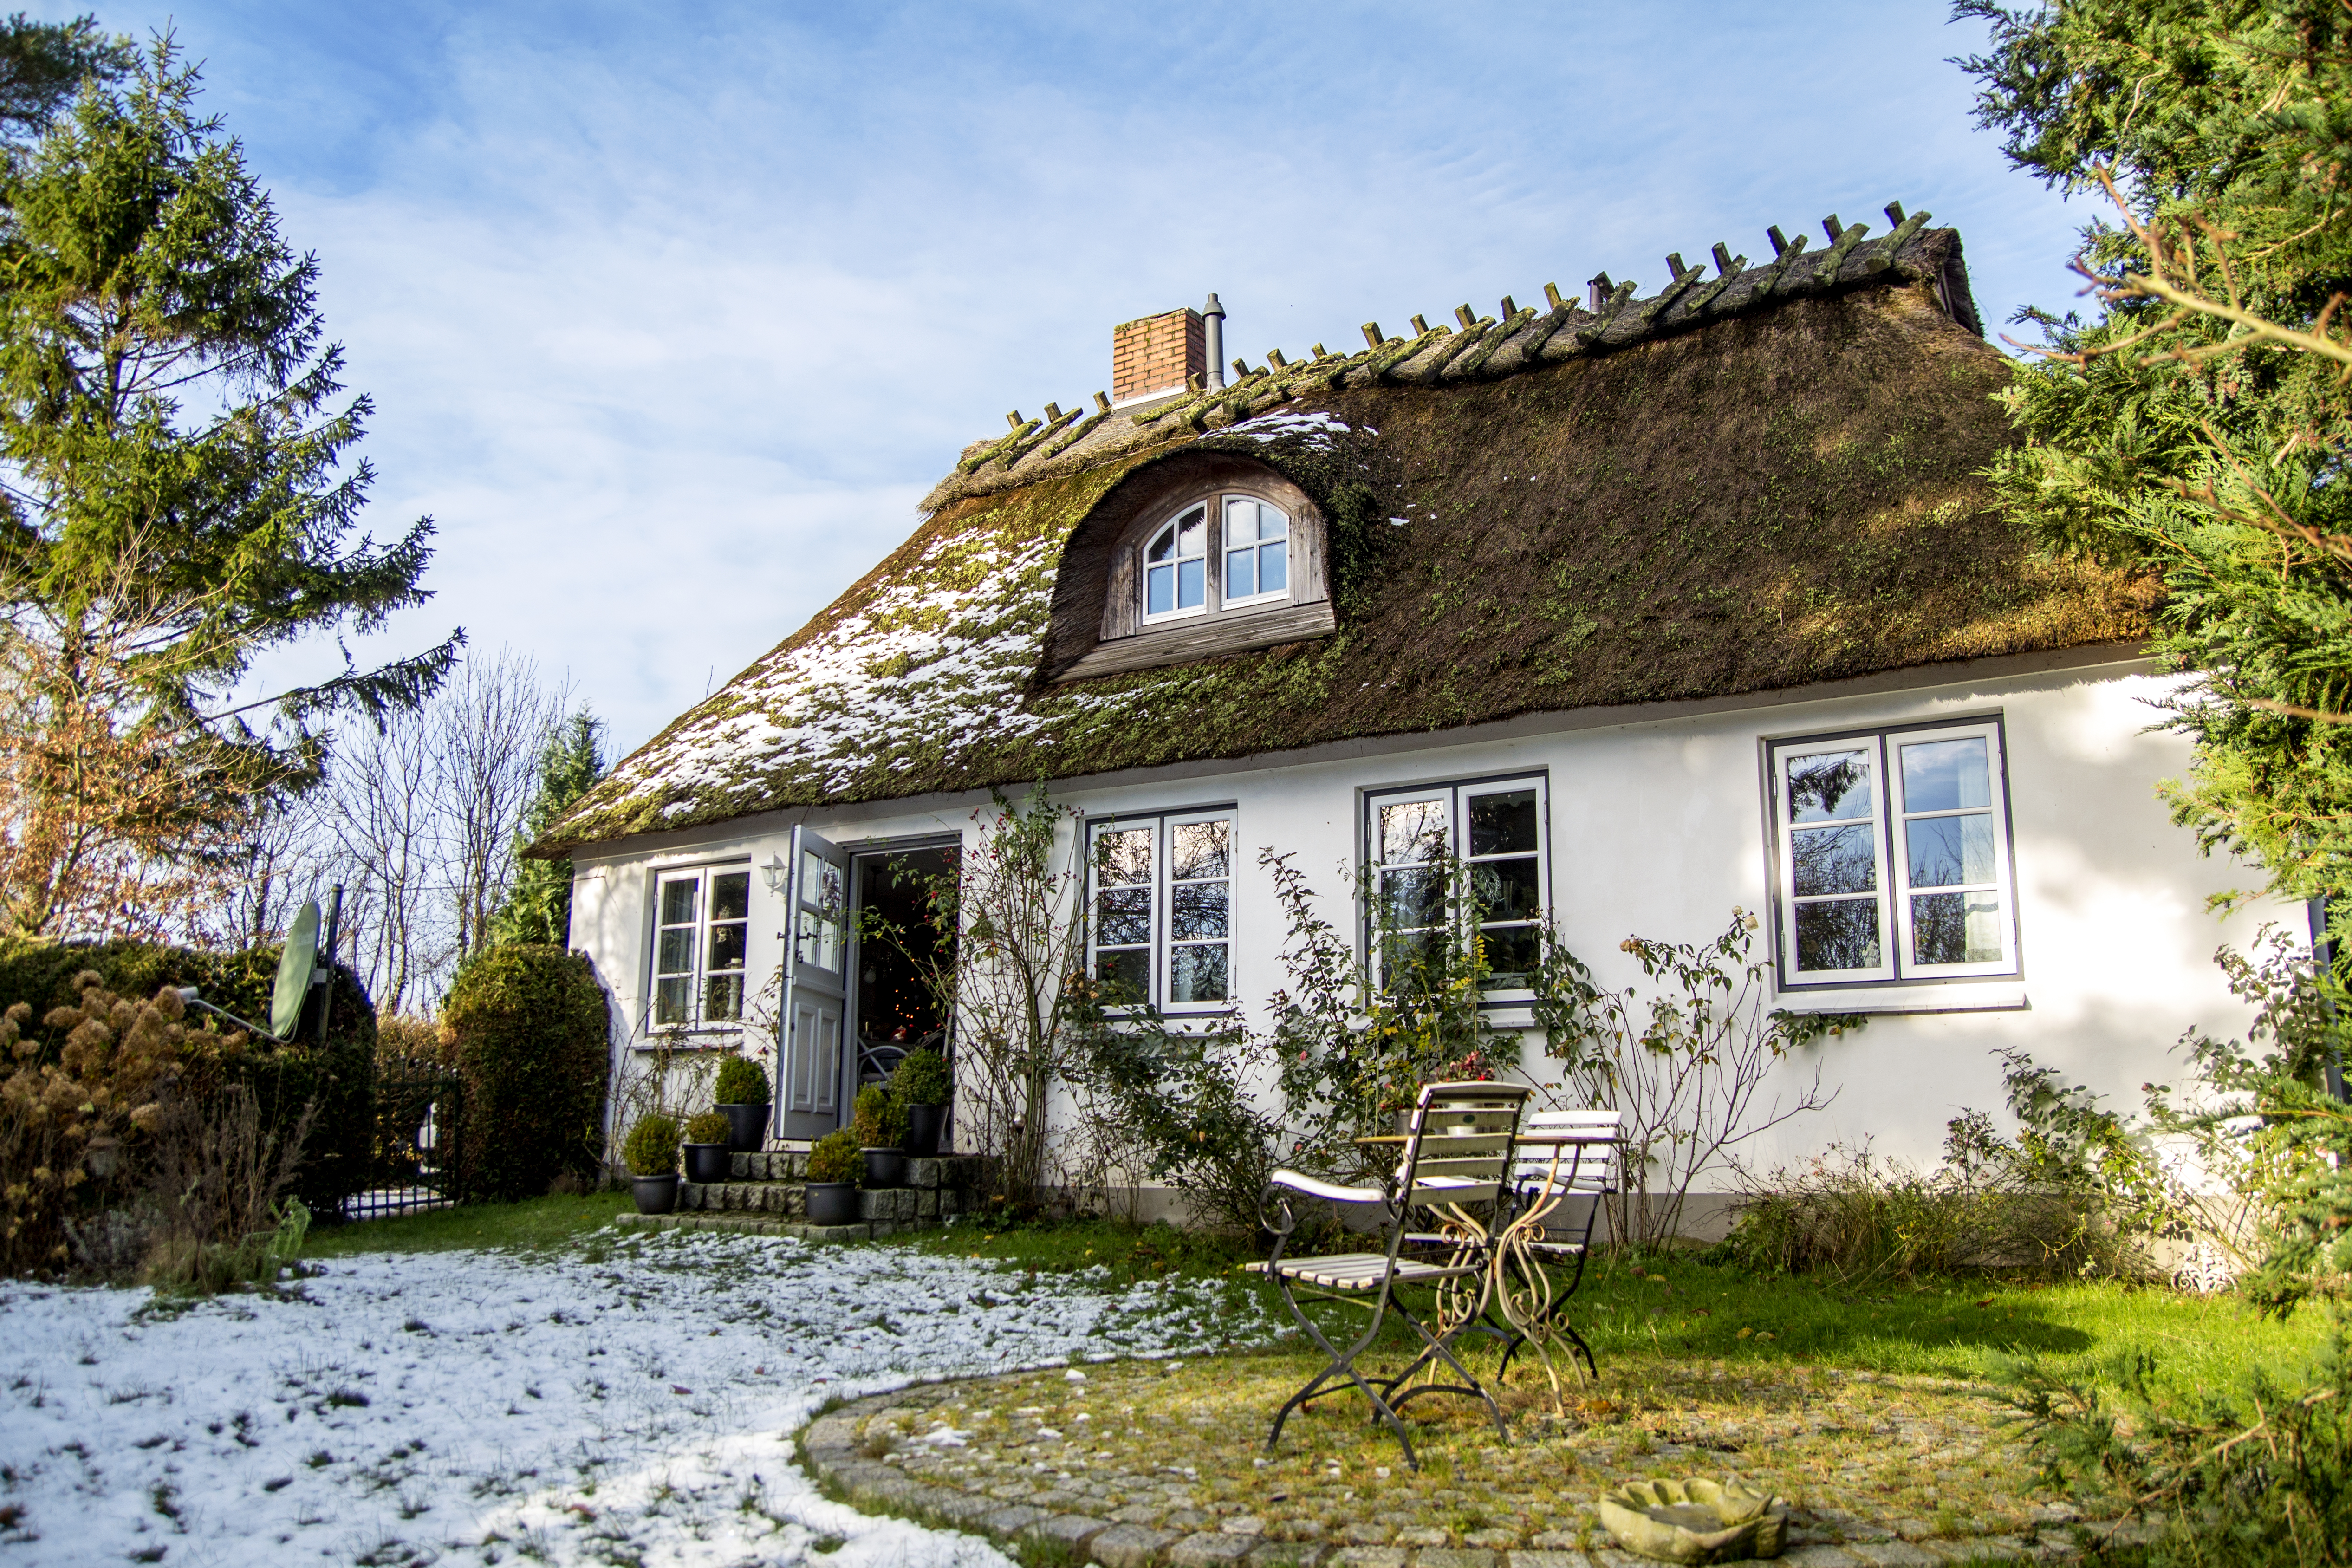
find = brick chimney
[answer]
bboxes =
[1111,306,1206,406]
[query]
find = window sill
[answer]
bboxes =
[635,1026,748,1052]
[1771,981,2027,1015]
[1054,599,1335,683]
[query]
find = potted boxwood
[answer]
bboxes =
[682,1110,732,1183]
[893,1047,951,1157]
[624,1113,682,1214]
[714,1054,771,1152]
[853,1084,906,1187]
[804,1130,863,1225]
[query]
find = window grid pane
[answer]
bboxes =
[1369,779,1545,994]
[1896,733,2005,969]
[1089,814,1234,1010]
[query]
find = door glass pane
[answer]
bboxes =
[1146,563,1173,615]
[1468,789,1538,855]
[1177,558,1204,608]
[1469,857,1540,920]
[1171,820,1229,880]
[1900,737,1991,813]
[1789,750,1873,822]
[1913,893,2003,964]
[1792,823,1877,896]
[1379,798,1448,863]
[1172,880,1228,940]
[656,926,696,976]
[1794,899,1882,971]
[1906,814,1995,888]
[1226,547,1255,599]
[654,976,693,1027]
[1258,539,1287,593]
[659,878,699,926]
[1170,944,1228,1004]
[1095,826,1152,884]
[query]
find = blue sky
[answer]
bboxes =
[39,1,2085,756]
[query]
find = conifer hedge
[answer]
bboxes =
[441,945,611,1201]
[0,939,377,1213]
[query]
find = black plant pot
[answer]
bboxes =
[805,1181,859,1225]
[864,1147,906,1188]
[683,1143,731,1183]
[632,1174,680,1215]
[905,1101,946,1157]
[720,1101,769,1152]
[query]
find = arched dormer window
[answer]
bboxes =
[1140,494,1292,624]
[1038,454,1335,684]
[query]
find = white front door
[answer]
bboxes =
[778,825,851,1142]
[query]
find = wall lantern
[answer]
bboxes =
[760,853,788,895]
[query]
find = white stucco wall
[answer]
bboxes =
[571,650,2288,1181]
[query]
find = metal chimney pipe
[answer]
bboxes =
[1202,293,1226,389]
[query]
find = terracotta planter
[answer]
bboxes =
[683,1142,731,1183]
[805,1181,859,1225]
[863,1147,906,1187]
[632,1174,680,1215]
[904,1101,946,1157]
[719,1101,769,1152]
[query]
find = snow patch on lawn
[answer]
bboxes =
[0,1228,1269,1566]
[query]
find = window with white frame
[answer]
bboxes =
[651,864,752,1028]
[1140,494,1291,625]
[1767,718,2019,988]
[1086,809,1234,1010]
[1364,775,1547,991]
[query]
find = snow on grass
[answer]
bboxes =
[0,1228,1271,1567]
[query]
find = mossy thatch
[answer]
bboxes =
[538,259,2152,856]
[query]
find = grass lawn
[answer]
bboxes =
[299,1189,634,1258]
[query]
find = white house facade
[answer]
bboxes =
[542,208,2286,1213]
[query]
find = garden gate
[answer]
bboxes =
[345,1061,468,1221]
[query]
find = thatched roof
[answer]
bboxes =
[537,212,2155,856]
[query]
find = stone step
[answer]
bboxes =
[615,1212,917,1243]
[708,1151,988,1188]
[678,1179,964,1224]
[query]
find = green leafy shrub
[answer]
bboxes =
[714,1053,769,1105]
[622,1114,679,1177]
[851,1083,901,1147]
[441,945,610,1201]
[806,1129,862,1184]
[890,1047,950,1106]
[0,938,375,1225]
[682,1111,729,1145]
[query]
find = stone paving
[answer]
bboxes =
[803,1354,2154,1567]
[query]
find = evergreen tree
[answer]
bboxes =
[0,13,131,142]
[0,38,460,936]
[1959,1,2352,941]
[491,709,605,948]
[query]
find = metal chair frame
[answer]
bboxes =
[1491,1108,1621,1393]
[1248,1080,1531,1471]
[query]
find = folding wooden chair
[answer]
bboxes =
[1493,1107,1621,1394]
[1246,1080,1530,1470]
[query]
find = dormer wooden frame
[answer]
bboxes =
[1036,451,1334,685]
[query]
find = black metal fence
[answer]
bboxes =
[343,1061,467,1221]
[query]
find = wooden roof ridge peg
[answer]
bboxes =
[1361,322,1385,350]
[1454,303,1478,330]
[1543,281,1565,310]
[1499,295,1517,317]
[1267,348,1289,368]
[1451,302,1540,379]
[1637,255,1710,326]
[1092,390,1111,414]
[1814,215,1872,286]
[1873,204,1931,271]
[1410,315,1431,336]
[1753,226,1811,299]
[1043,402,1062,422]
[1005,410,1025,430]
[1683,243,1750,315]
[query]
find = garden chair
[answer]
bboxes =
[1246,1080,1531,1471]
[1493,1107,1621,1393]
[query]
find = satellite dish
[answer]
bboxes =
[271,900,320,1041]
